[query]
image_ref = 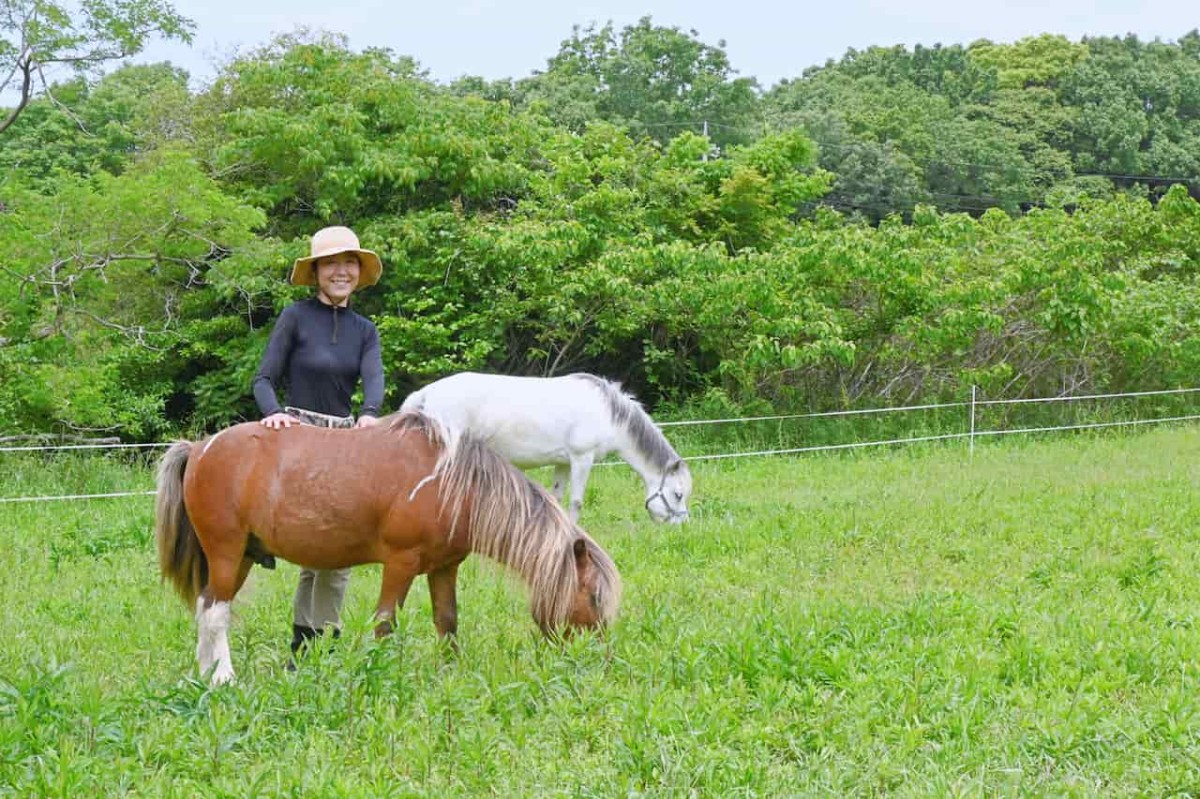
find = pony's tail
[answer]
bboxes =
[399,387,425,414]
[398,389,463,451]
[154,441,207,606]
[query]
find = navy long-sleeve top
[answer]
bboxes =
[252,297,385,419]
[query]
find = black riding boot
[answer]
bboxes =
[285,624,319,671]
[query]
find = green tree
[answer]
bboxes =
[0,151,266,433]
[767,70,1037,216]
[968,34,1089,89]
[0,63,190,184]
[198,32,538,236]
[0,0,193,134]
[516,17,762,149]
[1061,33,1200,186]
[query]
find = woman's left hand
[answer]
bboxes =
[356,415,381,429]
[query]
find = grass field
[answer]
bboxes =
[3,426,1200,797]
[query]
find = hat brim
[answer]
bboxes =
[290,248,383,289]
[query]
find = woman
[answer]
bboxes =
[252,225,386,665]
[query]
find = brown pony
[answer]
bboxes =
[154,411,621,684]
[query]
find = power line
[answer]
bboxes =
[562,115,1197,194]
[811,140,1200,184]
[809,198,1000,215]
[633,119,1200,186]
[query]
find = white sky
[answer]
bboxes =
[127,0,1196,90]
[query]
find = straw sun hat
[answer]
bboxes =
[289,226,383,288]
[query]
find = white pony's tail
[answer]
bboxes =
[399,387,426,414]
[399,386,465,452]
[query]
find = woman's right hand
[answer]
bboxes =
[260,412,297,430]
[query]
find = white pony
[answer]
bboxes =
[400,372,692,523]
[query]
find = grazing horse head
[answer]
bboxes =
[643,457,692,524]
[534,536,620,635]
[153,410,621,684]
[576,374,692,523]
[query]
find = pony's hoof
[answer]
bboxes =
[210,666,236,686]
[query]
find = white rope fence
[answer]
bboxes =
[972,386,1200,407]
[4,386,1200,503]
[0,442,171,453]
[656,400,968,427]
[0,490,157,504]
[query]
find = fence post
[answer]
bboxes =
[969,385,977,460]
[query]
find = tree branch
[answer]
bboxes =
[71,308,168,351]
[0,42,30,94]
[0,55,34,135]
[37,62,91,134]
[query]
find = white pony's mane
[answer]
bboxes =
[568,373,682,470]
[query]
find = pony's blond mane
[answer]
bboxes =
[386,411,620,628]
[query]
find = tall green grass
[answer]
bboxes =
[3,426,1200,796]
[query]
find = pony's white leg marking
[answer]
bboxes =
[200,428,227,457]
[194,597,212,673]
[550,464,570,503]
[568,452,595,521]
[196,598,235,685]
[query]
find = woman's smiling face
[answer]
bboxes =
[315,253,361,306]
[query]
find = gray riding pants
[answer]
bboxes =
[285,406,355,631]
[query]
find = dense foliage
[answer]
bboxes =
[2,21,1199,437]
